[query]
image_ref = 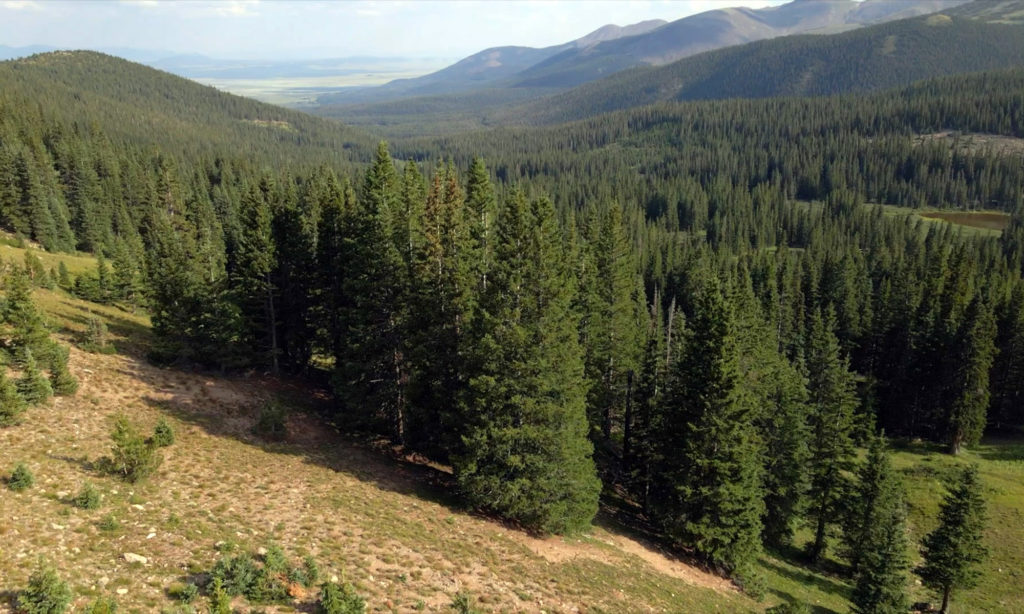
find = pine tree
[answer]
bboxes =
[233,181,279,373]
[580,203,642,453]
[650,280,764,584]
[805,307,857,562]
[917,465,988,614]
[945,297,996,454]
[846,433,910,614]
[17,348,52,405]
[336,142,407,441]
[455,192,600,534]
[3,265,50,361]
[761,356,811,548]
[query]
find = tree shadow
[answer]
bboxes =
[973,436,1024,462]
[760,558,851,601]
[766,587,840,614]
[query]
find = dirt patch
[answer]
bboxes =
[915,131,1024,157]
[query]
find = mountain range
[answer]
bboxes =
[314,0,970,107]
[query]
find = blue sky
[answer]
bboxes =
[0,0,786,60]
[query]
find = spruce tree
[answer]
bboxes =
[233,181,279,373]
[651,280,764,584]
[945,297,996,454]
[17,348,52,405]
[0,366,26,426]
[456,192,600,534]
[917,465,988,614]
[580,203,642,452]
[761,356,811,548]
[336,142,407,441]
[49,345,77,396]
[805,307,857,562]
[846,433,910,614]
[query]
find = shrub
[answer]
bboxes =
[9,462,34,491]
[83,596,118,614]
[152,418,175,447]
[318,581,365,614]
[168,582,199,604]
[450,592,482,614]
[211,553,261,597]
[262,544,288,575]
[287,555,320,588]
[252,402,287,441]
[17,563,72,614]
[98,514,120,532]
[82,316,114,354]
[73,483,102,509]
[109,415,162,483]
[208,578,232,614]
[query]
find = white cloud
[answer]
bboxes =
[2,0,43,10]
[211,1,260,17]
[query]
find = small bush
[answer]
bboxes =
[168,582,199,604]
[252,401,287,441]
[9,462,34,491]
[262,544,288,575]
[73,482,102,510]
[82,316,115,354]
[208,578,232,614]
[287,555,320,588]
[109,415,162,483]
[318,581,365,614]
[98,514,120,532]
[83,596,118,614]
[152,418,175,447]
[17,563,72,614]
[450,592,482,614]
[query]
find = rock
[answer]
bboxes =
[56,491,69,499]
[123,553,147,564]
[132,504,144,511]
[257,547,268,556]
[116,588,128,595]
[98,577,109,587]
[330,574,339,583]
[146,533,156,540]
[51,524,65,530]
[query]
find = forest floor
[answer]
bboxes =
[1,246,1023,613]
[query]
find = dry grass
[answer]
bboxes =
[0,291,759,614]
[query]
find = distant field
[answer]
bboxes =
[874,204,1010,237]
[919,210,1012,231]
[194,70,440,107]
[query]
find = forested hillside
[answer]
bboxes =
[2,50,1024,612]
[508,15,1024,125]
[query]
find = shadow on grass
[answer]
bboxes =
[766,586,840,614]
[760,558,850,602]
[974,436,1024,462]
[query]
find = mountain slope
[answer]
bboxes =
[506,14,1024,126]
[0,51,372,164]
[315,19,668,106]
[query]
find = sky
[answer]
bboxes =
[0,0,787,60]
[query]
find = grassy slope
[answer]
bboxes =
[0,241,1021,613]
